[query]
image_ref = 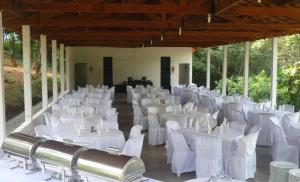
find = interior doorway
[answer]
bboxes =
[160,57,171,90]
[179,63,190,85]
[103,57,113,86]
[75,63,87,89]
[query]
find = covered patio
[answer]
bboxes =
[0,0,300,182]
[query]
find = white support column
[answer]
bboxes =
[65,47,70,92]
[52,40,58,101]
[206,47,211,90]
[0,12,6,144]
[221,45,228,96]
[22,25,32,123]
[243,41,250,98]
[60,43,65,94]
[40,35,48,109]
[271,37,278,109]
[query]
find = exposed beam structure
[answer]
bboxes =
[1,0,300,47]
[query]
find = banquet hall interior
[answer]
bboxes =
[0,0,300,182]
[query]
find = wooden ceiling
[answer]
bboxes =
[1,0,300,47]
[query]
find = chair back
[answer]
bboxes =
[229,121,246,133]
[282,112,299,135]
[235,127,260,157]
[169,130,191,153]
[129,125,142,138]
[148,113,161,129]
[122,134,144,158]
[194,135,222,159]
[271,117,289,146]
[35,125,55,139]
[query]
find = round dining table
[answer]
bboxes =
[56,128,125,151]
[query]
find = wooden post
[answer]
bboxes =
[60,43,65,94]
[22,25,32,123]
[0,11,6,144]
[41,35,48,109]
[52,40,58,101]
[271,37,278,109]
[206,47,211,89]
[243,41,250,98]
[222,45,228,96]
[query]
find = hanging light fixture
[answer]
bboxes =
[161,35,163,41]
[208,14,211,23]
[179,26,182,36]
[258,0,261,3]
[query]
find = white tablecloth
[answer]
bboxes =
[56,129,125,150]
[159,111,207,127]
[141,103,167,115]
[181,128,243,164]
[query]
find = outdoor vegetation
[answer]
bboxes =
[3,30,60,120]
[193,35,300,110]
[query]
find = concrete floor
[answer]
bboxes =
[114,93,271,182]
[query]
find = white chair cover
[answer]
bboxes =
[35,125,55,139]
[255,112,275,146]
[229,121,246,134]
[183,102,194,112]
[225,128,260,180]
[129,125,142,138]
[169,130,195,176]
[282,112,300,143]
[132,104,148,130]
[147,112,165,145]
[121,134,144,158]
[279,104,295,113]
[271,117,299,165]
[104,121,119,130]
[165,121,181,164]
[194,135,223,178]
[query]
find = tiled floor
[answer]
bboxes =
[114,93,270,182]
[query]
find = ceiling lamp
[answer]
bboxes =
[208,14,211,23]
[179,26,182,36]
[258,0,261,3]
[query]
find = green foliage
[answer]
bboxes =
[193,34,300,111]
[4,75,16,84]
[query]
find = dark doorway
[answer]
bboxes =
[75,63,87,89]
[103,57,113,86]
[160,57,171,90]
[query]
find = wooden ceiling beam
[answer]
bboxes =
[229,7,300,18]
[213,0,244,15]
[1,1,209,14]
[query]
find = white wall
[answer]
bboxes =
[67,47,193,89]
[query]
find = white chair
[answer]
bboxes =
[147,112,165,145]
[104,109,118,123]
[132,104,148,130]
[35,125,55,139]
[225,128,260,180]
[183,102,194,112]
[279,104,295,113]
[271,117,299,165]
[224,103,245,123]
[282,112,300,143]
[43,112,52,127]
[170,130,195,176]
[194,135,223,178]
[229,121,246,134]
[129,125,142,138]
[212,110,219,120]
[126,86,133,103]
[165,121,181,164]
[255,112,275,146]
[121,134,144,158]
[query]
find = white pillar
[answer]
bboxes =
[65,47,70,92]
[22,25,32,123]
[0,12,6,144]
[40,35,48,109]
[221,45,228,96]
[60,43,65,94]
[52,40,58,101]
[243,41,250,98]
[206,48,211,90]
[271,37,278,109]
